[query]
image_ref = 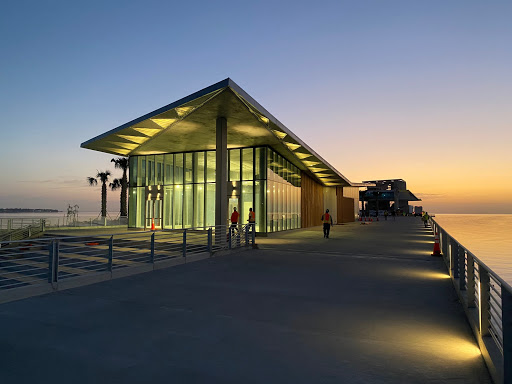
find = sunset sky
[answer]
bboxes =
[1,0,511,214]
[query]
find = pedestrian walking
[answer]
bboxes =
[422,212,429,228]
[321,209,333,238]
[248,207,255,231]
[384,210,389,221]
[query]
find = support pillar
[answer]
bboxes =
[215,117,228,230]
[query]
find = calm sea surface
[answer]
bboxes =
[434,214,512,284]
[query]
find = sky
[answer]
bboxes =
[0,0,511,214]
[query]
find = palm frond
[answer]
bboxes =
[87,177,98,186]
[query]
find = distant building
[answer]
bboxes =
[360,179,421,215]
[81,79,367,232]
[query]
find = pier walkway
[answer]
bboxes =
[0,217,491,383]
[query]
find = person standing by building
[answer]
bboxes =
[230,207,239,236]
[321,209,333,238]
[422,211,429,228]
[248,207,255,231]
[384,210,389,221]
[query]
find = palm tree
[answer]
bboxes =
[111,157,129,217]
[87,170,112,218]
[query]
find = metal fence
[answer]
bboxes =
[0,224,255,297]
[430,218,511,384]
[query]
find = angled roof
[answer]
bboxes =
[81,78,353,187]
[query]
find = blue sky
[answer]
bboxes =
[1,0,511,213]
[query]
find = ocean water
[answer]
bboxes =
[0,212,118,227]
[434,214,512,285]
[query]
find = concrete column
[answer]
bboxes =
[215,117,228,228]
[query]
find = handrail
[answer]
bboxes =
[430,217,511,384]
[0,224,257,299]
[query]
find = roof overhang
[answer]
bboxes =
[81,78,353,187]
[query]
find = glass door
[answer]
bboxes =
[145,200,162,229]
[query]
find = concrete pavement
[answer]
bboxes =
[0,217,491,383]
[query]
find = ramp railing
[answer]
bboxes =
[0,224,256,301]
[430,218,511,384]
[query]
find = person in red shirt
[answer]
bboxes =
[230,207,239,235]
[321,209,333,238]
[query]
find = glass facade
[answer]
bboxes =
[128,146,301,232]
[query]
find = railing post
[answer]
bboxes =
[479,268,491,337]
[458,246,466,290]
[207,228,212,254]
[150,232,155,263]
[451,239,459,279]
[107,236,113,272]
[252,225,256,245]
[245,225,249,246]
[502,288,512,383]
[50,240,60,283]
[7,219,12,231]
[48,241,54,283]
[467,253,476,308]
[228,228,232,249]
[183,229,187,258]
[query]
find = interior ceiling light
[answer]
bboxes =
[103,147,129,155]
[116,134,148,144]
[258,115,269,124]
[175,106,194,117]
[111,142,139,150]
[284,142,301,151]
[294,152,311,160]
[315,173,335,178]
[133,127,161,136]
[271,129,287,139]
[150,118,176,129]
[303,161,321,167]
[324,182,342,186]
[309,167,329,173]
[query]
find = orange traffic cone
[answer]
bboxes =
[370,218,373,222]
[431,232,442,256]
[359,217,362,221]
[151,218,156,231]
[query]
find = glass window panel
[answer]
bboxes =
[173,184,183,228]
[183,184,193,228]
[255,147,266,180]
[136,187,144,228]
[287,183,291,230]
[129,157,137,187]
[128,187,137,227]
[184,153,193,184]
[164,154,174,185]
[155,155,164,185]
[194,152,205,183]
[205,183,215,227]
[194,184,205,228]
[242,148,253,180]
[241,181,253,225]
[139,157,146,187]
[229,149,241,181]
[255,180,266,233]
[174,154,184,184]
[163,186,173,228]
[206,151,216,182]
[146,155,155,186]
[279,182,284,231]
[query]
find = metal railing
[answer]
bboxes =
[0,218,45,230]
[0,224,256,296]
[430,218,512,384]
[0,221,46,243]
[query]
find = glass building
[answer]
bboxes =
[128,146,301,233]
[82,78,360,234]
